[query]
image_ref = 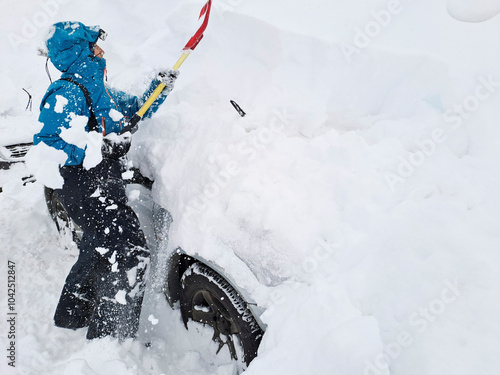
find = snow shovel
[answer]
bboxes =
[121,0,212,134]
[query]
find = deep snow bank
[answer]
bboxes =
[132,3,500,375]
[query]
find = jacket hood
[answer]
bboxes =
[46,21,102,73]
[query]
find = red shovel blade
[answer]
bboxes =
[183,0,212,51]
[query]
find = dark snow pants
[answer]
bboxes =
[53,158,150,340]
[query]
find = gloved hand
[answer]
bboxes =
[158,69,180,93]
[101,132,131,160]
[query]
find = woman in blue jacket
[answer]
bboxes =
[34,21,178,340]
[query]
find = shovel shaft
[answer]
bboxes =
[173,51,191,70]
[125,0,211,133]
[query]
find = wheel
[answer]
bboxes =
[179,262,264,367]
[44,187,82,246]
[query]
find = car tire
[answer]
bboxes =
[179,262,264,367]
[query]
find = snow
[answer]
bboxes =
[115,291,127,305]
[96,247,109,255]
[60,113,103,170]
[24,141,67,189]
[148,315,159,326]
[54,95,68,114]
[127,267,138,287]
[2,0,500,375]
[447,0,500,22]
[109,108,124,122]
[127,189,141,202]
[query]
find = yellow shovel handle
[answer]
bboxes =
[173,51,191,70]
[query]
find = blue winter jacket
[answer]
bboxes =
[34,21,168,166]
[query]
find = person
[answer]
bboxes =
[33,21,178,340]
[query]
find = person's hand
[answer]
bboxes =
[101,132,131,160]
[158,69,180,93]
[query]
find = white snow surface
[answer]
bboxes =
[447,0,500,22]
[54,95,68,114]
[1,0,500,374]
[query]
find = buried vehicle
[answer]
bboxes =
[1,140,266,369]
[46,176,266,368]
